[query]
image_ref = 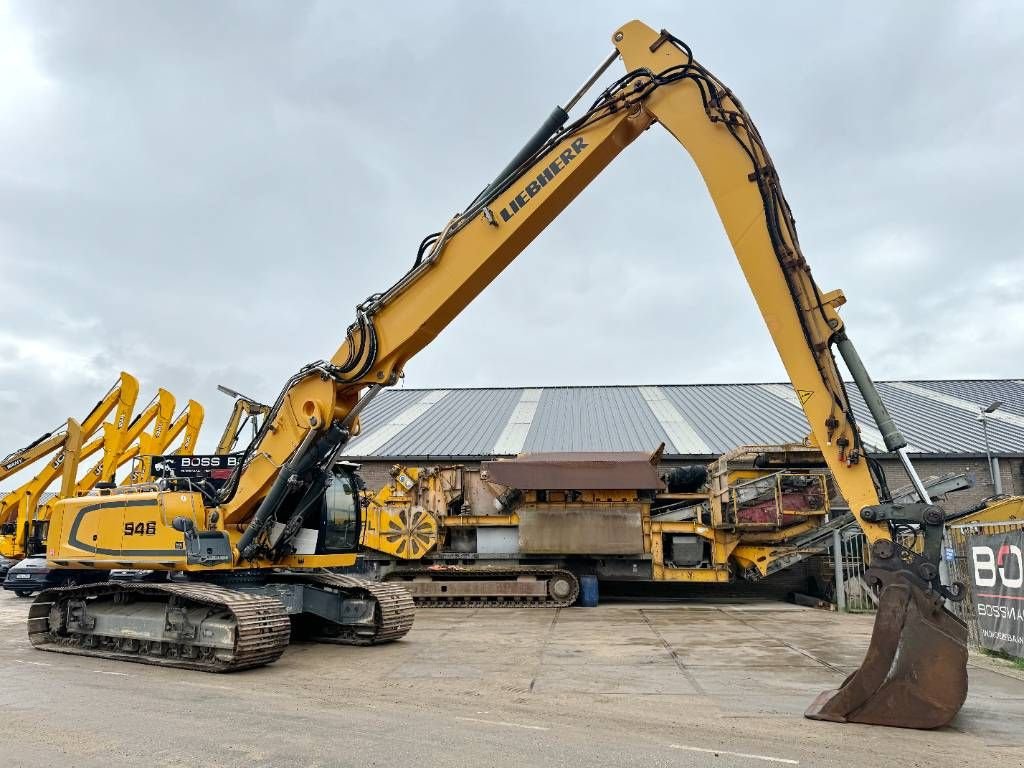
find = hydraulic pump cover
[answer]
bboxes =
[518,504,645,554]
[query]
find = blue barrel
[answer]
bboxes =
[578,575,599,607]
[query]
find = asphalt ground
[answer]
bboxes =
[0,590,1021,767]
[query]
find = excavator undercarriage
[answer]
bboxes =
[28,572,414,671]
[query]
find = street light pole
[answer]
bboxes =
[977,401,1003,496]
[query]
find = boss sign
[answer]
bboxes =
[969,531,1024,657]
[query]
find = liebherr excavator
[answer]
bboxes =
[31,21,966,728]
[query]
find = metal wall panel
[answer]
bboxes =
[338,380,1024,460]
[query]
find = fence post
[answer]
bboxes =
[833,528,846,612]
[939,531,953,611]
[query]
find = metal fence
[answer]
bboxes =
[820,514,1024,636]
[946,519,1024,647]
[820,526,877,612]
[820,474,977,614]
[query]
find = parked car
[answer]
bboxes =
[0,556,14,581]
[2,557,110,597]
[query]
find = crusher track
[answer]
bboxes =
[28,581,291,672]
[383,565,580,608]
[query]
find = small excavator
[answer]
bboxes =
[29,21,967,728]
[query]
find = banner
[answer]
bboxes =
[968,530,1024,657]
[150,453,242,477]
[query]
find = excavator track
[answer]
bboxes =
[279,571,415,645]
[383,565,579,608]
[28,581,291,672]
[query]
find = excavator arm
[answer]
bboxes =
[215,385,269,455]
[169,400,204,457]
[1,425,75,484]
[1,372,139,483]
[26,389,172,554]
[116,389,176,483]
[129,399,204,483]
[74,389,175,492]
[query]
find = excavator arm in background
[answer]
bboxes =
[0,372,139,484]
[0,372,139,559]
[26,389,173,555]
[169,400,204,457]
[128,398,204,483]
[214,385,269,455]
[77,390,172,492]
[115,389,176,484]
[1,422,76,485]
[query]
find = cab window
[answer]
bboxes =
[321,472,358,552]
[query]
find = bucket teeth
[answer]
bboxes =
[805,576,968,729]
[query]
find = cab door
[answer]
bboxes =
[319,470,361,553]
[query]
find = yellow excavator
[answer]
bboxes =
[214,385,269,455]
[128,399,205,484]
[31,21,967,728]
[0,372,139,559]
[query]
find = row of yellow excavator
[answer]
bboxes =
[0,375,279,564]
[0,371,206,561]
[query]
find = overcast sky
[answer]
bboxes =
[1,1,1021,455]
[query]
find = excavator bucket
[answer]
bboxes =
[805,576,968,729]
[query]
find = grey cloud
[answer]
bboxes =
[1,0,1020,455]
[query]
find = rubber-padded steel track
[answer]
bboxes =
[278,571,415,645]
[28,581,291,672]
[384,565,579,608]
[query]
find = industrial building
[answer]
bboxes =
[343,379,1024,516]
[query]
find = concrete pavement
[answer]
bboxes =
[0,592,1021,767]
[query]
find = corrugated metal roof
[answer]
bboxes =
[341,380,1024,459]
